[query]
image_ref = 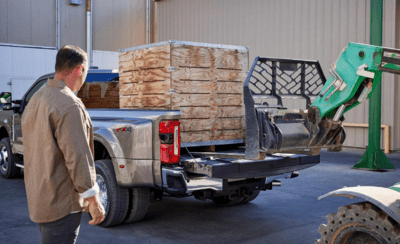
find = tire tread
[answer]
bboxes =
[95,159,129,227]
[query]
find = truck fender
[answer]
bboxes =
[94,126,156,188]
[93,128,126,184]
[318,186,400,224]
[0,119,11,139]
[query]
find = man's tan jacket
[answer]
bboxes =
[21,78,98,223]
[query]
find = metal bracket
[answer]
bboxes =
[356,63,375,79]
[319,63,347,101]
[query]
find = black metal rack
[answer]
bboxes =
[243,57,326,159]
[246,57,326,108]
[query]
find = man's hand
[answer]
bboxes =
[85,195,106,225]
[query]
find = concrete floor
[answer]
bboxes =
[1,148,400,244]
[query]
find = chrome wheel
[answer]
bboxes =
[0,145,9,173]
[96,174,110,214]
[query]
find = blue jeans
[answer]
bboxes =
[38,212,82,244]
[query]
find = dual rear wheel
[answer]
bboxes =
[94,160,149,227]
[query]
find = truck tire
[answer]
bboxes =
[242,190,260,203]
[212,195,244,206]
[123,188,149,224]
[95,159,130,227]
[315,202,400,244]
[0,138,21,179]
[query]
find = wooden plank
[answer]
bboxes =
[132,44,171,69]
[120,95,170,108]
[171,45,212,67]
[81,97,119,103]
[173,67,247,82]
[215,81,243,94]
[119,60,134,73]
[181,131,212,143]
[119,52,134,73]
[119,51,132,62]
[342,123,390,154]
[216,69,247,82]
[214,129,243,140]
[83,102,119,109]
[104,90,119,97]
[179,107,210,119]
[120,106,170,110]
[79,91,119,98]
[119,71,132,78]
[216,94,243,106]
[171,79,212,94]
[120,81,169,96]
[217,106,244,118]
[129,68,170,83]
[180,119,212,132]
[172,94,212,107]
[215,49,249,70]
[83,90,101,98]
[215,118,243,130]
[173,67,211,80]
[119,75,131,85]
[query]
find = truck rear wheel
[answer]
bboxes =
[123,188,150,224]
[0,138,21,179]
[95,159,130,227]
[315,202,400,244]
[242,190,260,203]
[212,195,244,205]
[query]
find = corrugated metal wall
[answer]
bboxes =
[0,0,148,51]
[59,1,86,49]
[93,0,147,51]
[156,0,400,151]
[0,0,56,47]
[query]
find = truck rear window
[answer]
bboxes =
[77,73,119,109]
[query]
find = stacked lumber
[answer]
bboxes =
[119,40,249,143]
[77,82,119,108]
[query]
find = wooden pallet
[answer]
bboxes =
[77,82,119,108]
[119,41,249,143]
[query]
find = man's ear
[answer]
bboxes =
[75,64,84,76]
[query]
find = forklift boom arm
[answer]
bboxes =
[312,42,400,119]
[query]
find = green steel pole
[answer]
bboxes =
[352,0,395,170]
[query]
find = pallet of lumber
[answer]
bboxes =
[119,40,249,143]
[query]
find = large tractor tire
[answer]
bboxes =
[0,138,21,179]
[95,159,130,227]
[315,202,400,244]
[123,188,149,224]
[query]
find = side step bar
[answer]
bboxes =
[15,162,24,168]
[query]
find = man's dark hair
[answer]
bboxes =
[55,45,88,73]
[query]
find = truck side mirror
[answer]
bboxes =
[0,92,11,104]
[0,92,12,110]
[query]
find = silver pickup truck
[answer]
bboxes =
[0,66,321,227]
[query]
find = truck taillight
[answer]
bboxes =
[159,120,180,164]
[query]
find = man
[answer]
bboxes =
[21,45,106,244]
